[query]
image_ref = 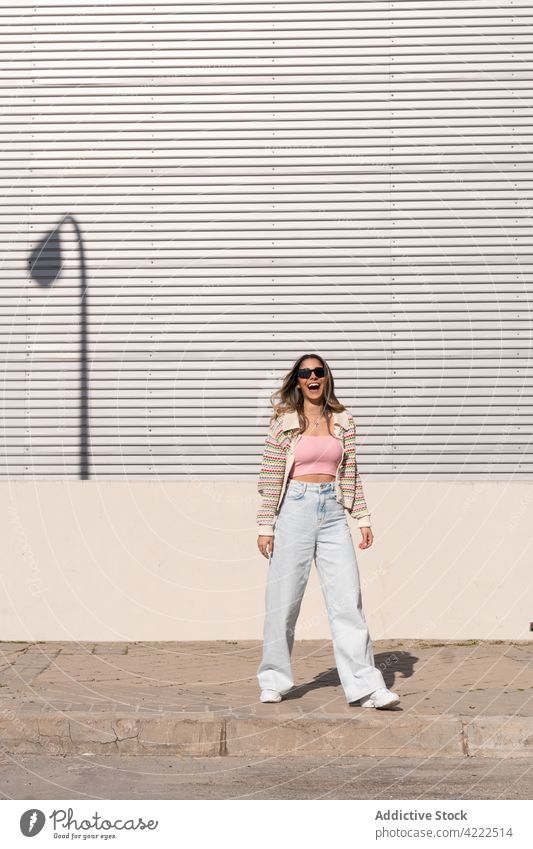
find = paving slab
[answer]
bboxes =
[0,640,531,758]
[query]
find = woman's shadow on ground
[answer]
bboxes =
[283,650,417,708]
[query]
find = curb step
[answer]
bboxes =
[1,712,531,759]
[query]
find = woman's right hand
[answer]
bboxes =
[257,535,274,559]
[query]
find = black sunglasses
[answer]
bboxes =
[297,367,325,379]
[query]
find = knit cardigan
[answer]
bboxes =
[256,407,371,536]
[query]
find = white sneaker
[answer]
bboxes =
[260,689,282,703]
[354,687,400,709]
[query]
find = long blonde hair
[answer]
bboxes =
[269,353,346,434]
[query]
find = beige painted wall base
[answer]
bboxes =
[1,480,531,641]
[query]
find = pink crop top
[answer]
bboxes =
[289,435,343,478]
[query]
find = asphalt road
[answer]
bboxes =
[0,754,531,800]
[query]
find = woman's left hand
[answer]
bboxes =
[358,527,373,550]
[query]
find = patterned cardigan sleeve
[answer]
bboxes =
[256,417,286,536]
[343,416,371,522]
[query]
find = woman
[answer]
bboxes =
[256,353,400,709]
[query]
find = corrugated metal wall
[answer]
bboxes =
[1,0,532,479]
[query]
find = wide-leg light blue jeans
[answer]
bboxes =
[257,479,387,703]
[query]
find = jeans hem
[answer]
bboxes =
[344,678,386,704]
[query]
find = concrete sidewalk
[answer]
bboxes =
[0,640,531,759]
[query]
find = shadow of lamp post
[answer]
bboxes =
[28,214,90,480]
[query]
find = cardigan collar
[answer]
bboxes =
[280,408,351,432]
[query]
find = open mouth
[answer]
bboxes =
[307,382,320,392]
